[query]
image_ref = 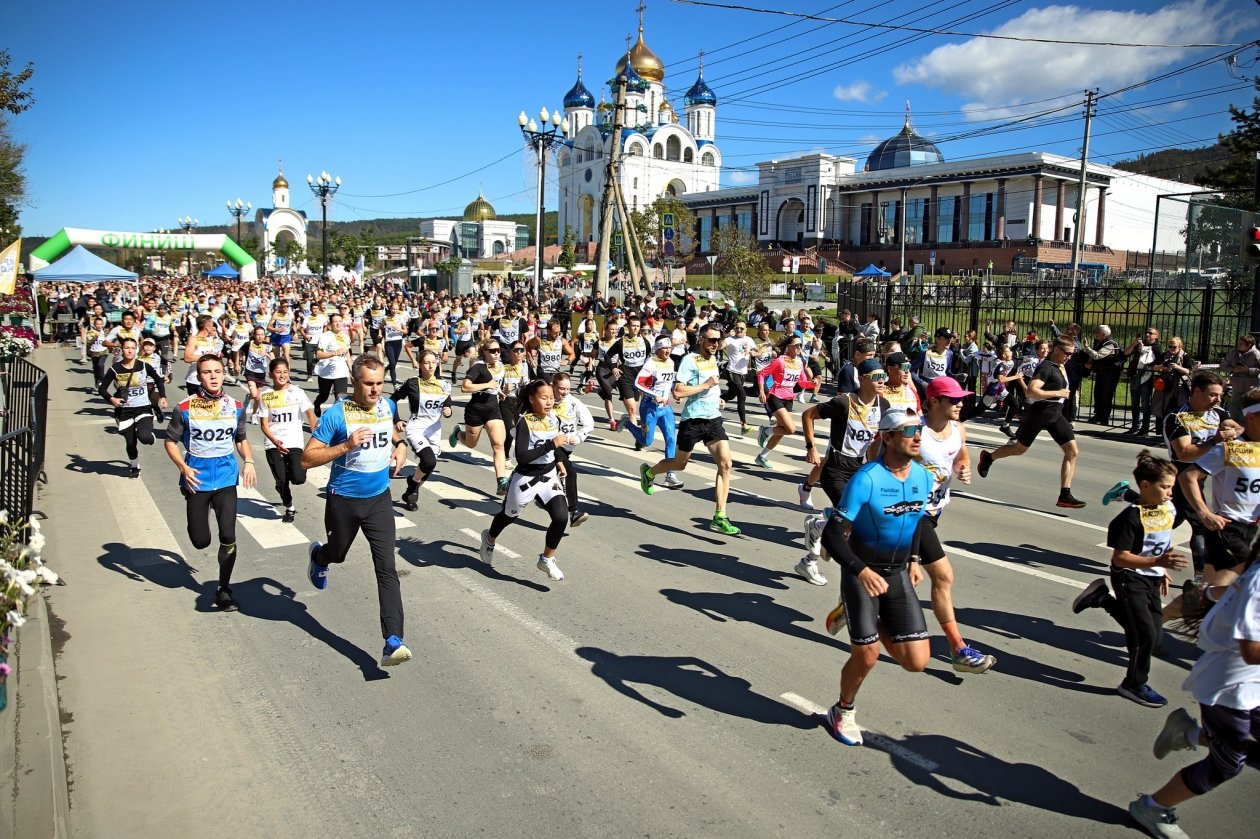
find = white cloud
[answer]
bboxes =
[894,1,1243,119]
[833,81,887,104]
[854,134,883,146]
[726,170,757,185]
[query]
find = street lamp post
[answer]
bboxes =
[152,228,169,274]
[178,216,198,278]
[518,107,569,299]
[307,171,341,279]
[226,198,252,243]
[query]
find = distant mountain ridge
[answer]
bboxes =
[1112,143,1229,186]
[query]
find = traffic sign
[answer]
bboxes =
[929,250,937,261]
[275,256,286,267]
[662,213,675,227]
[663,241,676,256]
[663,227,675,240]
[614,232,623,247]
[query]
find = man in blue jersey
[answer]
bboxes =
[819,407,933,746]
[165,355,255,612]
[302,354,413,667]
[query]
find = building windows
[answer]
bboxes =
[968,192,993,241]
[860,203,873,245]
[701,151,714,166]
[699,215,712,252]
[666,135,681,161]
[904,198,926,245]
[936,196,957,243]
[684,148,693,163]
[736,209,752,234]
[653,143,664,159]
[633,178,639,189]
[784,167,802,185]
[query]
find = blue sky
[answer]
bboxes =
[8,0,1258,236]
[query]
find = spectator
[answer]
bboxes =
[1081,325,1125,425]
[831,309,860,364]
[1221,334,1260,420]
[1151,335,1194,426]
[1125,326,1163,436]
[859,312,880,341]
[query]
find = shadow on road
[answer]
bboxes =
[66,453,131,477]
[398,536,549,592]
[953,540,1109,576]
[575,646,814,728]
[877,732,1130,824]
[661,588,847,651]
[634,543,793,590]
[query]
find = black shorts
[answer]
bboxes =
[766,394,794,417]
[463,399,501,429]
[839,563,929,646]
[617,370,641,401]
[455,339,474,356]
[677,416,727,453]
[916,514,947,564]
[1016,402,1074,447]
[818,460,860,507]
[244,370,267,387]
[1204,520,1258,573]
[595,366,616,400]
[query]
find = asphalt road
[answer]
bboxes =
[40,346,1256,838]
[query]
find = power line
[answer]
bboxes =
[670,0,1256,48]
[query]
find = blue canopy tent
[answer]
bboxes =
[853,263,891,279]
[32,245,139,284]
[203,262,240,278]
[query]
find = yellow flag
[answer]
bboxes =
[0,239,19,295]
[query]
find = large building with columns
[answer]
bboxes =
[679,109,1188,275]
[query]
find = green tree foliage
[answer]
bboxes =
[329,226,378,270]
[1203,77,1260,212]
[1113,144,1230,186]
[558,225,577,272]
[712,224,771,313]
[629,196,696,266]
[0,51,34,236]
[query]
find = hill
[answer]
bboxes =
[1112,143,1230,186]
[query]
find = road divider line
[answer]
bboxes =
[953,490,1108,532]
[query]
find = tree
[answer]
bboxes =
[1204,77,1259,212]
[712,224,771,314]
[0,52,34,115]
[0,52,33,236]
[558,225,578,272]
[629,196,697,267]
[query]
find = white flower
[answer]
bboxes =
[0,510,7,525]
[15,580,33,597]
[35,566,58,585]
[6,610,25,628]
[28,532,45,553]
[28,517,40,534]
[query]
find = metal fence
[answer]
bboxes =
[0,358,49,523]
[835,277,1254,422]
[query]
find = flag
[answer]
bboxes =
[354,254,365,275]
[0,238,20,295]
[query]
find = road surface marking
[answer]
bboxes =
[779,692,939,771]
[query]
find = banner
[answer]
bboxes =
[0,238,20,295]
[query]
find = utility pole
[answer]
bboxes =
[1249,152,1260,338]
[611,178,646,295]
[1069,89,1097,286]
[594,61,629,300]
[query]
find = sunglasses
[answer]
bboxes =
[885,425,922,438]
[510,346,525,352]
[895,363,911,371]
[486,347,501,353]
[705,336,721,343]
[940,396,964,405]
[863,372,889,382]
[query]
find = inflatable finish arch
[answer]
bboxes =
[30,227,258,282]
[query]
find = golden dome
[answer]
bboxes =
[272,168,289,189]
[615,26,664,83]
[463,191,496,222]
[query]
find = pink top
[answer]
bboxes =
[758,355,811,400]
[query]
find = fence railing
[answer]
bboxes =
[0,357,49,523]
[834,277,1254,424]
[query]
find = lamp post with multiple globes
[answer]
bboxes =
[517,107,568,299]
[226,198,252,243]
[306,172,341,279]
[178,216,198,278]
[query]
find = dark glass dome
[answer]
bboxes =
[563,76,595,109]
[865,107,944,172]
[684,69,717,107]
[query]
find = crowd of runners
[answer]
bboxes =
[36,270,1260,839]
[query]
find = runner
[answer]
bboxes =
[552,371,595,527]
[797,358,889,586]
[588,321,620,427]
[98,336,167,479]
[478,378,574,581]
[913,376,998,674]
[165,354,254,612]
[312,313,352,418]
[268,299,295,368]
[399,349,452,512]
[241,326,273,423]
[574,313,600,388]
[820,407,933,746]
[608,315,653,429]
[84,314,110,387]
[103,310,143,362]
[1126,550,1260,839]
[880,351,922,412]
[450,340,511,496]
[300,304,328,382]
[449,306,478,385]
[722,320,756,435]
[258,358,316,524]
[136,337,169,423]
[1073,451,1187,708]
[301,354,412,667]
[615,337,683,488]
[754,335,813,468]
[977,336,1087,509]
[381,300,408,386]
[182,315,224,397]
[639,324,741,536]
[528,317,575,380]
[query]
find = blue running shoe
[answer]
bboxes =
[381,635,412,667]
[1103,480,1131,506]
[308,541,328,590]
[1118,683,1168,708]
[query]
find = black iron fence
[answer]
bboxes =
[0,357,49,523]
[834,278,1254,423]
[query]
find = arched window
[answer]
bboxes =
[653,143,664,159]
[683,148,694,163]
[558,152,570,168]
[666,135,681,161]
[701,151,714,166]
[633,178,639,189]
[627,142,643,156]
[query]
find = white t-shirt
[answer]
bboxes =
[1182,561,1260,709]
[723,336,756,375]
[259,385,313,450]
[315,331,351,380]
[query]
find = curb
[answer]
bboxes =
[6,592,72,839]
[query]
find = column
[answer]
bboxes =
[1094,186,1107,247]
[995,178,1007,240]
[960,183,971,242]
[926,185,938,244]
[1031,175,1043,241]
[869,190,879,246]
[1054,180,1065,242]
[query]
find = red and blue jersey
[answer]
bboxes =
[166,392,247,492]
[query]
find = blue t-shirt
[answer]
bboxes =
[837,458,933,560]
[167,392,247,492]
[677,352,722,421]
[313,398,399,498]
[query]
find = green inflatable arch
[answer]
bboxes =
[30,227,258,282]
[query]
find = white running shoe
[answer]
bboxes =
[662,471,684,489]
[826,703,863,746]
[803,514,824,558]
[479,529,494,565]
[537,555,565,581]
[797,482,815,509]
[795,557,827,586]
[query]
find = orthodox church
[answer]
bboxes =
[253,166,309,273]
[557,7,722,245]
[419,192,529,259]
